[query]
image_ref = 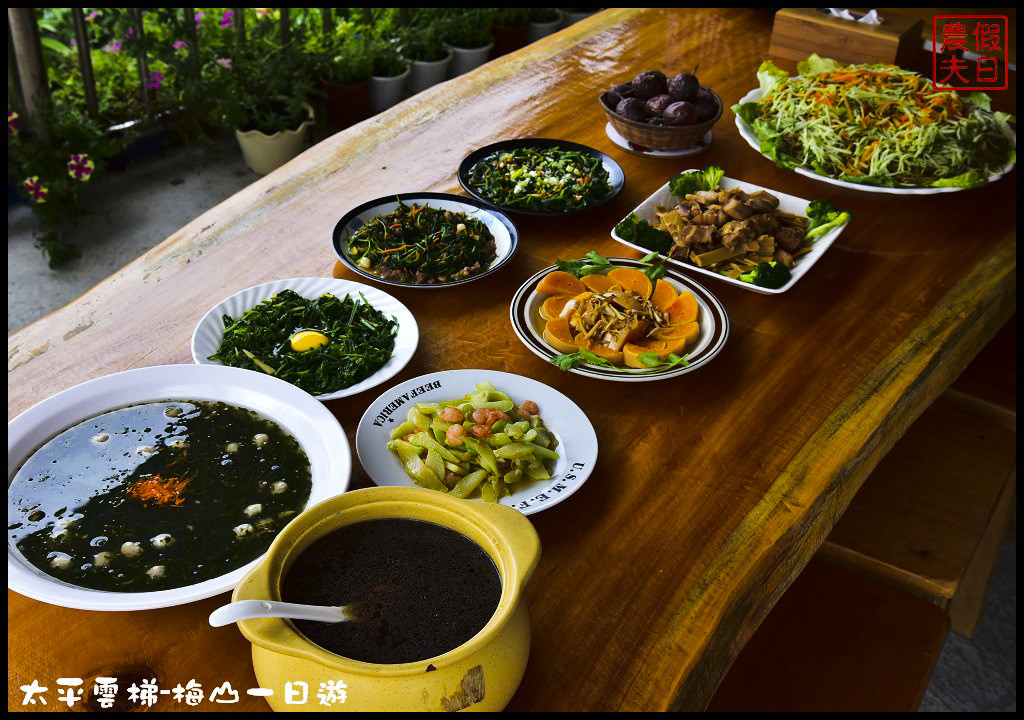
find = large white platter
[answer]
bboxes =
[611,174,850,295]
[7,364,351,611]
[510,257,728,380]
[355,369,598,515]
[192,277,418,401]
[735,87,1016,195]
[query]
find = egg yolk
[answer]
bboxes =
[290,330,330,352]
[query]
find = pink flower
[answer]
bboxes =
[24,176,48,202]
[125,27,133,39]
[256,8,271,18]
[194,11,204,28]
[173,40,188,52]
[8,110,19,137]
[67,154,95,181]
[86,10,99,21]
[220,10,234,28]
[70,37,77,47]
[216,58,232,70]
[103,40,121,53]
[146,71,164,90]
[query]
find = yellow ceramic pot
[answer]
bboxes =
[233,486,540,712]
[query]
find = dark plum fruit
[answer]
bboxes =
[604,91,623,109]
[662,100,699,126]
[630,70,667,100]
[612,82,633,97]
[645,93,673,117]
[668,72,699,101]
[693,92,720,122]
[615,97,648,121]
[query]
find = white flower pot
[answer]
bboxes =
[446,42,495,78]
[527,11,563,42]
[234,104,314,176]
[370,66,411,113]
[406,51,452,94]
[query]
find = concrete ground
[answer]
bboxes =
[6,135,1016,712]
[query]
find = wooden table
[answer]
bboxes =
[7,8,1016,712]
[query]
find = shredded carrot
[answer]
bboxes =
[127,473,191,506]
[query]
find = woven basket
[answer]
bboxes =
[601,87,722,151]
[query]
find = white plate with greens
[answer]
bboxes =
[192,277,418,401]
[732,57,1016,194]
[355,370,598,515]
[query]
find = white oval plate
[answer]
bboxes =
[332,193,518,288]
[355,370,598,515]
[510,258,728,381]
[192,277,418,401]
[7,364,351,611]
[605,123,712,158]
[610,174,850,294]
[735,87,1016,194]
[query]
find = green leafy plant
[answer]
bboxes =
[439,9,495,49]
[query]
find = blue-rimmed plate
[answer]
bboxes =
[510,257,729,382]
[332,193,518,289]
[457,138,624,216]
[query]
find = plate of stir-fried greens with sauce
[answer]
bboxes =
[192,277,418,401]
[733,54,1016,193]
[458,138,624,215]
[333,193,518,287]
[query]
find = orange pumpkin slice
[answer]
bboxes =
[574,335,624,366]
[543,317,578,353]
[637,335,690,358]
[622,343,653,369]
[540,294,574,321]
[537,270,585,297]
[649,321,699,348]
[665,291,699,325]
[606,267,653,299]
[650,279,678,310]
[580,274,621,294]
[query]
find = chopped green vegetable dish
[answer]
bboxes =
[209,289,398,396]
[467,146,613,212]
[347,202,497,284]
[733,55,1016,188]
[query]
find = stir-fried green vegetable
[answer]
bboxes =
[347,202,497,284]
[733,55,1016,188]
[209,289,398,395]
[467,146,613,212]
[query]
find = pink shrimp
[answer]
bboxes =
[439,406,464,423]
[445,424,466,446]
[470,424,492,438]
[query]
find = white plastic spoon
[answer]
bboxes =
[209,599,353,627]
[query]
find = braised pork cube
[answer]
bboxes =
[689,190,722,205]
[720,220,756,248]
[722,196,753,220]
[774,224,807,252]
[674,224,716,247]
[691,207,730,226]
[746,190,780,213]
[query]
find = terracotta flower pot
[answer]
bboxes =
[235,103,314,176]
[319,76,371,129]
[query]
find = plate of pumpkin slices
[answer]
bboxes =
[509,253,729,381]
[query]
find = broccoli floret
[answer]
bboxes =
[614,213,672,253]
[739,261,791,289]
[668,166,725,198]
[805,199,851,241]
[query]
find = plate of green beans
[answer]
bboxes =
[458,138,624,215]
[333,193,519,288]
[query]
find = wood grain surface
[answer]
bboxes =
[7,8,1017,712]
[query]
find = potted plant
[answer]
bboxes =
[490,8,532,59]
[440,9,495,78]
[205,49,315,175]
[560,8,598,29]
[305,22,374,129]
[398,24,452,94]
[527,8,564,42]
[369,39,410,113]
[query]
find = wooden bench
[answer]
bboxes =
[819,317,1016,637]
[705,556,950,712]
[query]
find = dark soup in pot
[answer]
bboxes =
[281,518,502,664]
[8,400,312,592]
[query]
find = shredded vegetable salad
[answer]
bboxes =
[467,146,612,212]
[733,55,1015,189]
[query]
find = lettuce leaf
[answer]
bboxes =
[796,53,840,76]
[929,170,988,189]
[756,60,789,96]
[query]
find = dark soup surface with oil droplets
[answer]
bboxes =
[281,518,502,664]
[8,400,311,592]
